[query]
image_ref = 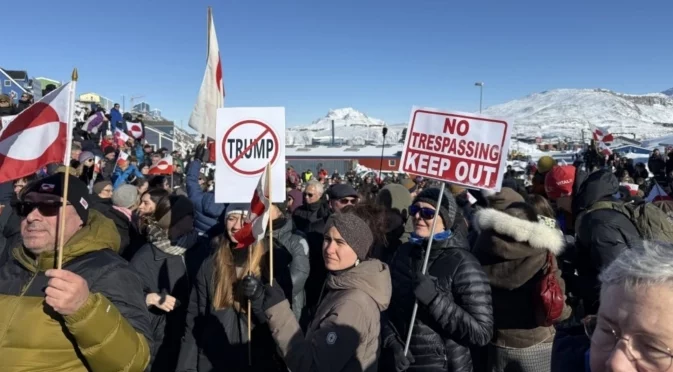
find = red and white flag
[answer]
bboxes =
[647,183,673,202]
[93,155,102,173]
[233,164,271,249]
[128,122,144,139]
[148,155,174,175]
[115,128,130,147]
[117,151,129,164]
[619,182,639,196]
[0,82,75,183]
[188,8,224,139]
[592,125,614,156]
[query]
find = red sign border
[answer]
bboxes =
[400,109,509,188]
[222,119,280,176]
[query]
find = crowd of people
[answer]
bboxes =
[2,98,673,372]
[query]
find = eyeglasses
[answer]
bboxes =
[409,205,437,220]
[303,192,314,198]
[584,315,673,371]
[15,201,64,218]
[337,198,358,205]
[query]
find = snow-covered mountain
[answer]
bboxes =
[663,87,673,96]
[287,108,403,146]
[482,88,673,140]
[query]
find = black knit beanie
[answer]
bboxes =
[412,187,457,229]
[325,213,373,261]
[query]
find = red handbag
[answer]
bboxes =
[534,252,564,327]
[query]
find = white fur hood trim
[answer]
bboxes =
[474,208,565,255]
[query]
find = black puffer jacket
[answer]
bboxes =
[572,169,639,314]
[383,224,493,372]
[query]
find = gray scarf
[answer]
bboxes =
[146,221,198,256]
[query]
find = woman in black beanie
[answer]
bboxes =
[238,204,392,372]
[381,187,494,372]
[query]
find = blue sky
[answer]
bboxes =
[4,0,672,128]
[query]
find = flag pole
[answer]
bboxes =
[403,182,446,356]
[247,227,252,366]
[56,68,78,269]
[267,164,274,286]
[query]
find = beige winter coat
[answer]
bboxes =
[265,259,392,372]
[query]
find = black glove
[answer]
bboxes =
[261,283,287,312]
[413,272,438,306]
[390,341,414,372]
[238,276,265,323]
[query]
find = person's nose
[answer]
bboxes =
[26,206,43,222]
[605,342,638,372]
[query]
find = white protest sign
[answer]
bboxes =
[216,107,286,203]
[399,107,511,192]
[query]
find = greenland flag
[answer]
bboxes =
[115,128,130,147]
[117,151,129,164]
[128,121,144,139]
[0,82,74,183]
[188,9,224,139]
[148,155,173,175]
[234,163,271,249]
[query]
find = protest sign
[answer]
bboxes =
[399,107,511,191]
[216,107,285,203]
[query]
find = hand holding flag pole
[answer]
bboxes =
[56,68,78,269]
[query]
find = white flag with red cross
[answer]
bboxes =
[592,125,614,156]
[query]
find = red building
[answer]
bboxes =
[286,145,404,175]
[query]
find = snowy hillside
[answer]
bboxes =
[287,108,404,146]
[482,89,673,140]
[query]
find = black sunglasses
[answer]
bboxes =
[409,205,437,220]
[303,192,314,198]
[338,197,358,205]
[15,201,66,218]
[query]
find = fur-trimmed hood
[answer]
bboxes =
[472,207,565,290]
[474,208,564,256]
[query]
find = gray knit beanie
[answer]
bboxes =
[412,187,458,228]
[325,213,373,261]
[112,184,139,209]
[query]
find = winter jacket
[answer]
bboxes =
[176,243,288,372]
[572,169,639,314]
[186,160,225,232]
[101,159,116,180]
[110,108,124,131]
[648,154,666,176]
[130,233,208,372]
[112,164,144,188]
[384,224,493,372]
[0,210,151,371]
[265,259,391,372]
[472,208,572,349]
[134,142,146,165]
[271,217,310,320]
[292,199,332,313]
[90,194,114,216]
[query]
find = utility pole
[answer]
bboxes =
[474,82,484,113]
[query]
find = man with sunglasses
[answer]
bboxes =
[0,173,152,371]
[327,183,360,212]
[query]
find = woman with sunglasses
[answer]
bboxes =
[382,187,493,372]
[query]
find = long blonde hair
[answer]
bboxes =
[212,234,267,312]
